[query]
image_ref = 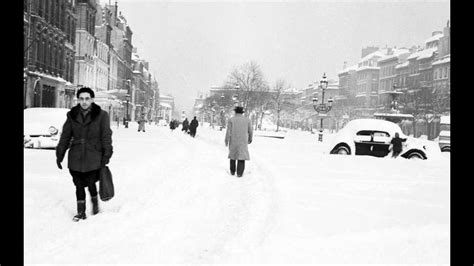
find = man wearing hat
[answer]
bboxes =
[224,106,253,177]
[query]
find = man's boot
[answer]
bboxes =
[73,200,87,222]
[91,195,99,215]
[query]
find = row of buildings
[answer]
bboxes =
[23,0,175,123]
[194,20,450,138]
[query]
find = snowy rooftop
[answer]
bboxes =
[358,48,389,64]
[425,33,443,44]
[408,47,437,60]
[338,64,358,75]
[378,49,410,63]
[417,47,438,60]
[432,55,450,65]
[357,66,380,71]
[395,61,410,69]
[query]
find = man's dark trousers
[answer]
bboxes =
[230,159,245,176]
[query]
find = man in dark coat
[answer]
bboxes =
[182,118,189,133]
[389,132,407,158]
[225,106,253,177]
[56,87,113,221]
[169,119,176,131]
[189,116,199,137]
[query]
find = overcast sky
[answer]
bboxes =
[101,0,450,116]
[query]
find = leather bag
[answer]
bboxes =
[99,166,114,201]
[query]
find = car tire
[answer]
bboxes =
[407,151,424,160]
[334,145,350,155]
[441,146,450,152]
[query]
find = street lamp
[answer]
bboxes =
[312,73,334,142]
[234,84,240,106]
[124,79,131,127]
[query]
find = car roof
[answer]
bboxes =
[24,108,70,124]
[344,118,402,133]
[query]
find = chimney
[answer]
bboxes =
[342,61,347,70]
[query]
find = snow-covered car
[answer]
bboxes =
[157,119,168,126]
[328,118,441,160]
[24,107,69,149]
[438,115,450,152]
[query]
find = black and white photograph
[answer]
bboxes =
[23,0,450,264]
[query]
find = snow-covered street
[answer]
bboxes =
[24,124,450,265]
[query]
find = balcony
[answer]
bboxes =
[419,81,433,88]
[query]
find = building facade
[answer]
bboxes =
[24,0,77,109]
[74,0,97,90]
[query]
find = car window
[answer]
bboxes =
[373,131,391,143]
[354,130,373,142]
[373,131,390,138]
[356,130,372,136]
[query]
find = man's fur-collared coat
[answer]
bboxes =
[56,103,113,172]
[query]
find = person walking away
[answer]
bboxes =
[138,113,146,132]
[182,118,189,134]
[225,106,253,177]
[56,87,113,221]
[389,132,407,158]
[189,116,199,137]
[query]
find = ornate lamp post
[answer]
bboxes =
[312,73,334,142]
[124,79,131,128]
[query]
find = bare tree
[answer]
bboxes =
[224,61,269,125]
[269,79,292,132]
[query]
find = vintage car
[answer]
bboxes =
[24,107,70,149]
[438,115,450,152]
[329,118,441,160]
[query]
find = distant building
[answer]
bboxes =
[158,94,175,122]
[377,48,410,110]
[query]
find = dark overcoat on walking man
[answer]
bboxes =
[56,87,113,221]
[189,116,199,137]
[225,106,253,177]
[182,118,189,133]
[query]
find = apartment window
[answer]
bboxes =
[65,19,69,42]
[45,0,49,21]
[48,43,52,71]
[52,46,57,72]
[38,0,44,16]
[42,40,47,66]
[60,3,65,31]
[55,0,60,27]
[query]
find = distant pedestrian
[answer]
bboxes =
[389,132,407,158]
[182,118,189,134]
[225,106,253,177]
[170,119,176,131]
[189,116,199,137]
[138,113,146,132]
[56,87,113,221]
